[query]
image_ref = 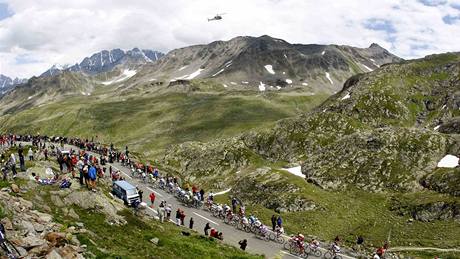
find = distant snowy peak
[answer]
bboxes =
[0,74,27,89]
[40,48,164,77]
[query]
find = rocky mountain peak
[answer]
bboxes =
[40,48,165,77]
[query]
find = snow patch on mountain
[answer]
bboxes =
[282,166,305,179]
[212,68,225,77]
[341,93,351,100]
[325,72,334,84]
[362,64,373,72]
[259,82,266,91]
[101,69,137,85]
[185,69,204,80]
[264,65,275,74]
[437,155,459,168]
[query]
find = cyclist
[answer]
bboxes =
[241,216,249,226]
[330,240,341,256]
[259,224,269,238]
[248,215,257,225]
[309,238,320,249]
[274,225,284,237]
[223,204,231,214]
[238,205,246,217]
[292,233,305,253]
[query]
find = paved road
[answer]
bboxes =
[14,142,354,259]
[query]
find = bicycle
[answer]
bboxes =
[324,248,342,259]
[269,230,286,244]
[236,221,252,233]
[304,244,322,257]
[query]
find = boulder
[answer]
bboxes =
[1,217,13,230]
[45,232,67,247]
[67,208,79,220]
[150,237,159,245]
[11,184,20,193]
[63,191,125,224]
[46,249,63,259]
[50,195,65,207]
[28,244,50,257]
[33,222,46,233]
[21,235,47,248]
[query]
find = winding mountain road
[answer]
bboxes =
[16,142,355,259]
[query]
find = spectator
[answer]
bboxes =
[28,148,34,161]
[149,192,156,208]
[204,223,210,236]
[277,215,283,228]
[239,239,248,251]
[271,215,277,231]
[175,209,181,226]
[189,217,194,229]
[137,187,143,202]
[180,210,186,226]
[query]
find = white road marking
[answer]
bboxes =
[193,212,219,226]
[146,206,158,214]
[280,251,303,259]
[146,187,163,197]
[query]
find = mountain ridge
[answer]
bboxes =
[137,35,402,93]
[40,47,165,77]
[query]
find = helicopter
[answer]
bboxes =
[208,13,226,22]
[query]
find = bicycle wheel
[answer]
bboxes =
[263,235,270,242]
[283,241,292,250]
[276,235,285,244]
[314,249,322,257]
[324,251,332,259]
[244,225,251,233]
[289,245,300,255]
[269,232,276,241]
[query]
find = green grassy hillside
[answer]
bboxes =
[0,86,327,159]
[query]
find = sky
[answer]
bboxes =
[0,0,460,78]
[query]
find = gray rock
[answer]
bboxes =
[68,208,79,220]
[75,222,84,228]
[50,195,65,207]
[22,235,46,248]
[150,237,159,245]
[11,184,20,193]
[33,222,45,233]
[46,249,63,259]
[1,217,13,230]
[20,220,36,235]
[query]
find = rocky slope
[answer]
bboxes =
[138,35,401,93]
[0,187,85,258]
[163,52,460,214]
[0,72,95,114]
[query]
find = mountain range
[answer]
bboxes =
[0,74,27,93]
[138,35,401,93]
[40,48,164,77]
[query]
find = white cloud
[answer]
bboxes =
[0,0,460,78]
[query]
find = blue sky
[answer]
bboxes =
[1,0,460,78]
[0,3,13,20]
